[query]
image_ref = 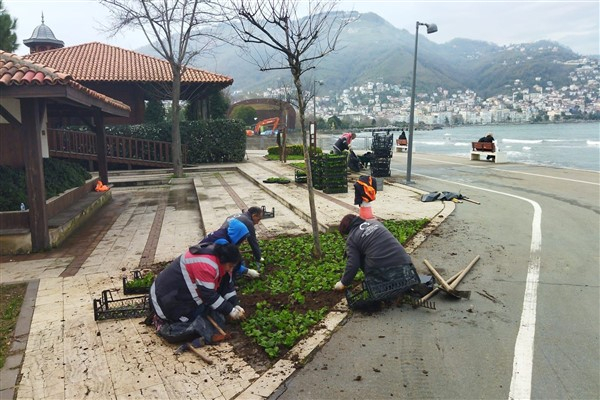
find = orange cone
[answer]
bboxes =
[359,203,374,219]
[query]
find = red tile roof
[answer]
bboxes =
[0,50,130,112]
[25,42,234,84]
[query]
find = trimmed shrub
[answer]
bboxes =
[104,119,246,163]
[0,159,92,211]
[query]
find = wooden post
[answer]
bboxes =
[94,108,109,184]
[21,98,50,251]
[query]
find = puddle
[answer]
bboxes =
[168,186,198,211]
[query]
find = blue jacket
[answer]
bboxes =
[200,218,251,275]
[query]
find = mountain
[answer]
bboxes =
[137,12,584,99]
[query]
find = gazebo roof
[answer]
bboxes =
[0,50,130,117]
[24,42,233,85]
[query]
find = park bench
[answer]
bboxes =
[395,138,408,152]
[470,141,507,163]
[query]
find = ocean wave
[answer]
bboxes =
[586,140,600,146]
[502,139,543,144]
[453,142,471,147]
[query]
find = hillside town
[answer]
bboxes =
[249,56,600,126]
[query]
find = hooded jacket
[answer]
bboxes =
[341,217,413,287]
[222,211,261,262]
[201,219,249,246]
[200,219,251,275]
[150,244,238,322]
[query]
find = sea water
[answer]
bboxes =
[341,122,600,172]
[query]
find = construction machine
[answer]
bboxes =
[246,117,280,136]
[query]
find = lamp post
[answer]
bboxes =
[313,80,323,122]
[406,21,437,184]
[311,80,323,150]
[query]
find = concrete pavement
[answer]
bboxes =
[0,150,452,400]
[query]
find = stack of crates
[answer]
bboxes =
[310,154,323,190]
[321,154,348,194]
[370,132,393,177]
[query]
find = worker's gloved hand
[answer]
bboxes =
[246,268,260,279]
[234,305,246,319]
[334,281,346,291]
[229,305,245,320]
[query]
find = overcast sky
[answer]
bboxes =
[5,0,599,56]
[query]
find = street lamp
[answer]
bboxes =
[406,21,437,184]
[313,80,324,122]
[310,80,323,150]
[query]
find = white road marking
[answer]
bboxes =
[399,171,543,400]
[412,155,600,186]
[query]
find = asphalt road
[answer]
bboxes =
[270,153,599,400]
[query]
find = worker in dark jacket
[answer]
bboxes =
[333,214,420,302]
[150,243,245,344]
[333,132,357,155]
[200,218,260,278]
[219,207,264,269]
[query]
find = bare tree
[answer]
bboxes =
[99,0,227,177]
[226,0,351,258]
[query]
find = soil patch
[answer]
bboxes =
[143,261,345,373]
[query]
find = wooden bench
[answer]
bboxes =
[470,142,506,163]
[395,138,408,152]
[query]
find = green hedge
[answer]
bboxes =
[105,119,246,163]
[0,159,92,212]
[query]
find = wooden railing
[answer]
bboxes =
[48,129,187,167]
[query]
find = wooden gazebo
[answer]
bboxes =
[25,42,234,125]
[0,51,131,252]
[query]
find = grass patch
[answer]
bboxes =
[0,283,27,368]
[237,218,429,358]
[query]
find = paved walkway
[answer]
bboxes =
[0,151,452,400]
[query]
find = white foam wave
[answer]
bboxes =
[586,140,600,147]
[502,139,543,144]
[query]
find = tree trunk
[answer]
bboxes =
[171,66,184,177]
[293,74,322,258]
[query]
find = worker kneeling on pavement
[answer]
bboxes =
[149,243,246,344]
[333,214,422,309]
[212,206,265,272]
[200,219,260,279]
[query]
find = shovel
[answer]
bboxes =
[423,259,471,299]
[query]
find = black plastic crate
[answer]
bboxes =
[323,186,348,194]
[346,276,420,309]
[262,205,275,218]
[93,290,150,321]
[122,270,153,295]
[294,170,307,183]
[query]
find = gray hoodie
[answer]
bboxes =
[341,217,413,287]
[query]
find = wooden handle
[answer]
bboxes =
[423,259,453,292]
[463,198,480,205]
[206,315,227,336]
[449,255,480,290]
[187,344,213,364]
[420,270,462,302]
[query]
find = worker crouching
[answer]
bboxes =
[149,243,245,344]
[334,214,422,310]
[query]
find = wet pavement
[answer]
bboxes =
[0,150,451,400]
